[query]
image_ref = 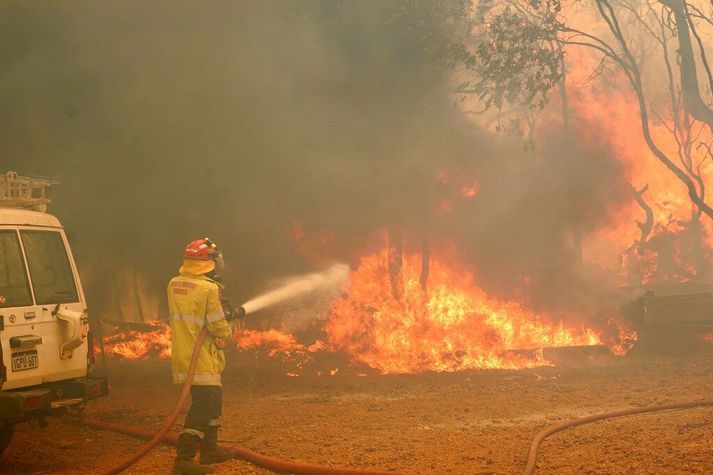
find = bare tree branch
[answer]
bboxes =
[687,3,713,28]
[590,0,713,218]
[631,184,654,244]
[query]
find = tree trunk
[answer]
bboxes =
[388,227,404,301]
[689,208,706,277]
[659,0,713,130]
[420,235,430,292]
[558,56,583,267]
[132,268,145,322]
[631,184,654,244]
[594,0,713,220]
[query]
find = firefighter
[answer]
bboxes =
[168,238,245,475]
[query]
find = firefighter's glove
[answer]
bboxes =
[222,300,235,321]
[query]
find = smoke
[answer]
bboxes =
[0,0,643,325]
[0,1,473,318]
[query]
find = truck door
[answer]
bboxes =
[1,229,88,390]
[21,229,87,384]
[0,230,36,389]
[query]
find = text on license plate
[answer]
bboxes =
[12,350,38,372]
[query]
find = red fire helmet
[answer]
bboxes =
[183,238,221,260]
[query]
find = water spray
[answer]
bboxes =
[241,263,350,315]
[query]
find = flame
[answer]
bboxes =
[100,245,637,374]
[435,170,479,211]
[101,320,172,359]
[101,322,320,364]
[234,328,308,358]
[562,47,713,282]
[459,180,479,199]
[325,248,606,374]
[288,222,337,264]
[98,8,713,374]
[609,328,638,357]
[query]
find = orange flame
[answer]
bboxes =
[234,328,310,359]
[101,322,320,364]
[459,180,479,199]
[325,248,605,374]
[101,321,172,359]
[561,47,713,282]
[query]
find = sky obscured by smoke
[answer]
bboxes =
[1,0,629,320]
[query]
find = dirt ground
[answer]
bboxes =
[2,345,713,475]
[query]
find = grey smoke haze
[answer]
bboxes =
[0,0,629,321]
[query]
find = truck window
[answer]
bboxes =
[0,230,33,308]
[21,231,79,305]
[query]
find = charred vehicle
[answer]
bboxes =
[0,172,108,455]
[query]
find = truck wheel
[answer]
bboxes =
[0,422,14,461]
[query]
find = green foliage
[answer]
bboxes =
[461,0,564,111]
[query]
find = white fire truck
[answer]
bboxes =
[0,171,108,456]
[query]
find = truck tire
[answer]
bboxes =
[0,422,14,461]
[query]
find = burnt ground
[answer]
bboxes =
[2,345,713,475]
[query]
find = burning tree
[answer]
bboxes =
[76,1,650,374]
[326,244,603,373]
[459,0,713,283]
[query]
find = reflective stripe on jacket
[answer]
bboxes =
[167,273,232,386]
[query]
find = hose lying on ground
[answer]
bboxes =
[72,326,402,475]
[94,327,209,475]
[78,417,403,475]
[523,399,713,475]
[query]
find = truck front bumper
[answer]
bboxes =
[0,376,109,421]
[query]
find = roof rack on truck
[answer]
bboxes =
[0,170,60,213]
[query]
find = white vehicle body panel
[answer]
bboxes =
[0,209,61,227]
[0,210,88,390]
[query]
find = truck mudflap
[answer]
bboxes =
[0,376,109,421]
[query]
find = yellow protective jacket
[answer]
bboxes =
[167,268,232,386]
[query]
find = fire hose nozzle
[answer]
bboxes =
[221,299,246,321]
[234,305,247,319]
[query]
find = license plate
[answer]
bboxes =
[11,350,38,372]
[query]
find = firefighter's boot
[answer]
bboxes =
[172,433,211,475]
[199,426,236,465]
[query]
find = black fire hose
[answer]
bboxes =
[72,327,404,475]
[523,399,713,475]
